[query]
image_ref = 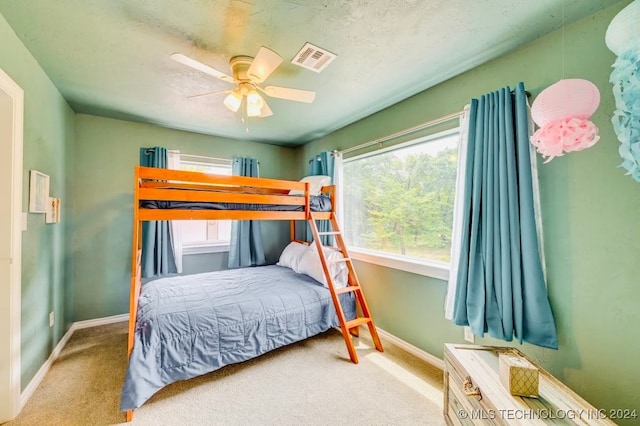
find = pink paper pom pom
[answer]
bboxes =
[530,117,600,163]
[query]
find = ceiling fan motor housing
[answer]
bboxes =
[229,56,254,83]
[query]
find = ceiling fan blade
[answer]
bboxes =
[187,89,232,99]
[260,99,273,117]
[262,85,316,103]
[170,53,234,83]
[247,47,283,83]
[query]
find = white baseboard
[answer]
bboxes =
[376,327,445,371]
[71,313,129,331]
[19,313,129,409]
[20,326,74,409]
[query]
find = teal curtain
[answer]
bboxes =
[228,157,266,268]
[140,147,177,278]
[452,83,558,349]
[308,151,335,177]
[307,151,334,245]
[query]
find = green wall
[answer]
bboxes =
[71,114,298,321]
[301,1,639,420]
[3,0,638,419]
[0,14,76,390]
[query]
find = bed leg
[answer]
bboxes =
[349,326,360,337]
[125,410,133,422]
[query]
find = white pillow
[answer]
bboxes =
[276,241,308,272]
[297,244,349,289]
[288,175,331,196]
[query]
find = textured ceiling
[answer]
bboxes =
[0,0,621,146]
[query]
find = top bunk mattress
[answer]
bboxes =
[139,194,332,212]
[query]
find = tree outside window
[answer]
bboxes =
[343,130,459,263]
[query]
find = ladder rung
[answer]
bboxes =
[317,231,340,235]
[335,285,360,294]
[344,317,372,329]
[328,257,351,263]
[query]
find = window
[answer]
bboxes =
[342,128,460,279]
[173,154,233,254]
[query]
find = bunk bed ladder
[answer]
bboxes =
[308,212,384,364]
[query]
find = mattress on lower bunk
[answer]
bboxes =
[140,194,332,211]
[120,265,355,411]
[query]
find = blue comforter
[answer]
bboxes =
[120,265,355,411]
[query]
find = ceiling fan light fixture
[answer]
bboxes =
[246,90,264,108]
[223,90,242,112]
[247,104,262,117]
[246,89,265,117]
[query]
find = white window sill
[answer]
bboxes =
[348,247,449,281]
[182,243,230,255]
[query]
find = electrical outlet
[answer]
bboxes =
[49,311,54,328]
[464,326,475,343]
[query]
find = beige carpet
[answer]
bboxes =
[8,322,446,426]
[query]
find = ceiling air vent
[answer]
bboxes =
[291,42,337,73]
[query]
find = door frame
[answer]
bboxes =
[0,66,24,421]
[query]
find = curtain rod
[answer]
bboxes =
[338,110,464,155]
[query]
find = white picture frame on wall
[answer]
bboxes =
[29,170,49,213]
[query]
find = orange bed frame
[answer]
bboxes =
[125,165,382,421]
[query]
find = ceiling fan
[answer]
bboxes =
[171,47,316,118]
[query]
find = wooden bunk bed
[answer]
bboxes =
[123,165,383,421]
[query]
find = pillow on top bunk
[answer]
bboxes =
[288,175,331,196]
[276,241,308,271]
[297,243,348,289]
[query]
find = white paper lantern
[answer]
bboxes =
[605,0,640,55]
[529,79,601,162]
[530,79,600,127]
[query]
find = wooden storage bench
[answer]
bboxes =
[443,344,616,425]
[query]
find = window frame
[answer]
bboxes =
[175,154,233,255]
[342,127,462,280]
[182,241,231,255]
